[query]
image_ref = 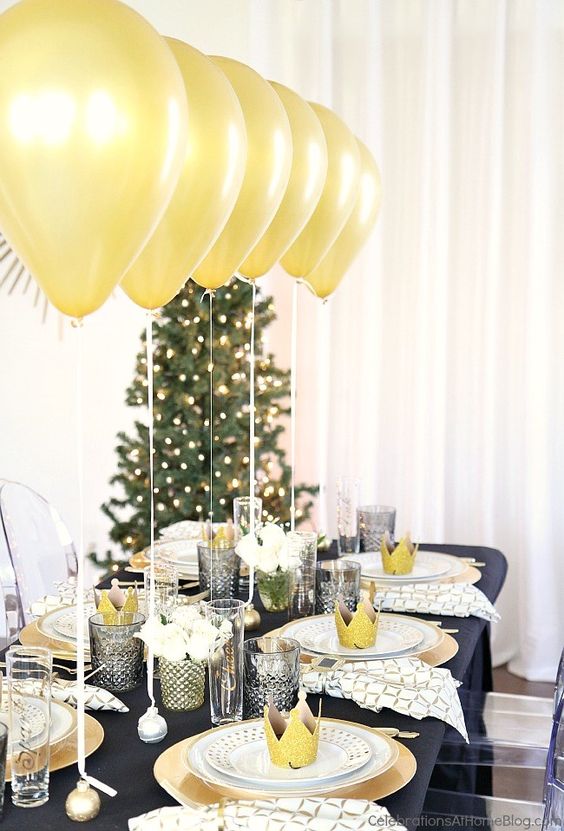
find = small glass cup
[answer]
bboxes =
[88,611,145,692]
[205,598,245,725]
[143,562,178,621]
[243,637,300,718]
[287,531,318,620]
[7,645,52,808]
[315,559,361,614]
[233,496,262,542]
[0,722,8,815]
[357,505,396,551]
[336,476,361,555]
[197,541,239,599]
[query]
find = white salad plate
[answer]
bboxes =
[37,604,95,647]
[0,699,76,748]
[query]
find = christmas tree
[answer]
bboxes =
[101,278,316,558]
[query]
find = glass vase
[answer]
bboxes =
[159,657,205,712]
[256,569,290,612]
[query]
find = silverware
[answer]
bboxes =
[461,558,486,567]
[377,727,420,739]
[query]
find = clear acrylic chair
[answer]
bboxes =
[542,697,564,829]
[0,485,24,648]
[0,480,77,625]
[424,673,564,828]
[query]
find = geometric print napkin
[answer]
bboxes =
[372,582,500,622]
[129,799,408,831]
[29,579,92,617]
[52,678,129,713]
[301,656,468,740]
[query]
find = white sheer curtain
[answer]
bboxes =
[249,0,564,681]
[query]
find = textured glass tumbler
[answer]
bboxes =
[233,496,263,542]
[287,531,318,620]
[197,542,239,600]
[357,505,396,551]
[336,477,361,555]
[89,612,145,692]
[7,646,52,808]
[205,599,244,725]
[315,559,361,614]
[143,562,178,621]
[243,637,300,719]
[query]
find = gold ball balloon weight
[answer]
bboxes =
[65,780,101,822]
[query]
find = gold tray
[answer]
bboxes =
[154,720,416,806]
[6,712,104,781]
[268,613,459,669]
[19,620,90,662]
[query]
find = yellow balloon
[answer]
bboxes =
[192,57,292,291]
[281,103,361,278]
[238,82,327,279]
[120,40,247,310]
[0,0,188,318]
[307,140,382,299]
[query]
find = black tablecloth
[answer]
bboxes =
[1,543,506,830]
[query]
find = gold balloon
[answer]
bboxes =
[0,0,188,318]
[239,82,327,279]
[121,40,247,310]
[192,57,292,291]
[307,139,381,299]
[281,103,361,278]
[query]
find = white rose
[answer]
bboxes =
[236,533,260,568]
[259,523,286,550]
[160,623,189,662]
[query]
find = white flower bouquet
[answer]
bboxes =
[136,603,232,663]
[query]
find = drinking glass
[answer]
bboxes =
[287,531,317,620]
[88,611,145,692]
[7,646,52,808]
[205,598,245,725]
[336,477,361,555]
[233,496,262,542]
[357,505,396,551]
[197,541,239,599]
[315,559,361,614]
[143,562,178,621]
[243,637,300,718]
[0,722,7,816]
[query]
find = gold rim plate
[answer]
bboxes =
[154,720,416,806]
[19,620,90,662]
[5,712,104,782]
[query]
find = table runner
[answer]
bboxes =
[0,542,507,830]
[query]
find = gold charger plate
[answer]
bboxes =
[129,550,198,578]
[5,711,104,781]
[361,563,481,590]
[267,614,458,669]
[154,721,416,806]
[19,620,90,662]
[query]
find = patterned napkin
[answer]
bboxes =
[302,656,468,740]
[52,678,128,713]
[372,582,500,622]
[129,799,407,830]
[29,579,92,616]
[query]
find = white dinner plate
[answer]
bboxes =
[159,521,219,542]
[283,615,424,660]
[37,604,94,648]
[146,540,199,567]
[354,551,466,583]
[280,613,443,661]
[186,718,399,797]
[204,722,372,787]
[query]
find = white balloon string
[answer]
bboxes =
[290,280,298,532]
[74,319,115,796]
[248,281,256,602]
[317,297,330,532]
[146,313,156,707]
[209,291,214,525]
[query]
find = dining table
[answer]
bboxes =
[0,542,507,830]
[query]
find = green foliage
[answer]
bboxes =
[102,278,316,556]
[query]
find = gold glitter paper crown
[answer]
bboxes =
[263,691,321,769]
[335,598,380,649]
[96,579,138,625]
[380,532,419,575]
